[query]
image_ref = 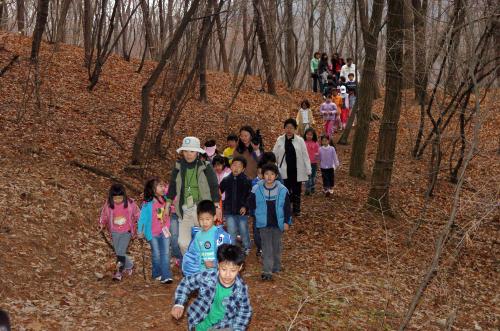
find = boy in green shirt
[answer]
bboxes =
[172,244,252,331]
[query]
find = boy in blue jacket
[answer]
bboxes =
[248,163,292,281]
[182,200,232,276]
[172,244,252,331]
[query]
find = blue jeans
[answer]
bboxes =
[305,163,318,193]
[169,213,182,259]
[225,214,250,250]
[149,235,172,280]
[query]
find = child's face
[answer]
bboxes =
[218,261,242,287]
[231,161,245,176]
[348,75,354,81]
[214,163,224,173]
[240,131,251,145]
[183,151,198,163]
[305,132,313,141]
[113,195,124,204]
[321,138,329,146]
[263,170,277,185]
[284,124,296,137]
[155,182,166,197]
[198,212,215,232]
[227,139,237,149]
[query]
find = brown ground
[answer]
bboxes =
[0,33,499,330]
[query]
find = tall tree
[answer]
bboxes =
[212,0,229,73]
[55,0,72,46]
[0,0,7,30]
[318,0,327,52]
[252,0,276,95]
[262,0,277,79]
[16,0,25,35]
[83,0,92,66]
[402,0,415,89]
[367,0,404,212]
[413,0,428,101]
[131,0,201,165]
[31,0,50,62]
[140,0,158,60]
[199,1,215,102]
[284,0,296,88]
[344,0,384,179]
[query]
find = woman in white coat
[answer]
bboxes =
[273,118,312,216]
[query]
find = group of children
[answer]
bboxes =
[97,101,342,329]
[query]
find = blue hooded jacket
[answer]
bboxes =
[182,226,233,276]
[251,180,292,231]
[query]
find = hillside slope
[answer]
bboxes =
[1,33,499,330]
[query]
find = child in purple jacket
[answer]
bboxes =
[318,135,340,196]
[319,93,338,139]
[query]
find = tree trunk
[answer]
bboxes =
[199,1,214,103]
[16,0,25,35]
[367,0,404,212]
[140,0,157,60]
[262,0,277,79]
[242,0,252,75]
[284,0,296,88]
[0,1,4,30]
[158,0,166,49]
[83,0,92,66]
[212,0,229,73]
[347,0,384,177]
[413,0,428,101]
[253,0,276,95]
[167,0,173,37]
[131,0,201,165]
[31,0,50,62]
[402,0,414,89]
[306,1,315,89]
[445,0,466,95]
[55,0,72,46]
[318,0,327,52]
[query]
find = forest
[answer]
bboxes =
[0,0,498,330]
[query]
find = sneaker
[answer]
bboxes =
[123,266,134,276]
[325,190,331,197]
[261,273,272,281]
[272,269,281,273]
[112,271,122,281]
[154,276,162,281]
[256,249,262,257]
[161,278,173,284]
[329,189,334,194]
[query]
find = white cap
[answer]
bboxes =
[340,85,347,94]
[176,137,205,154]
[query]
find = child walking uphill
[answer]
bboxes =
[219,156,253,256]
[248,163,292,281]
[99,183,140,281]
[320,93,338,139]
[137,178,173,284]
[171,244,252,331]
[182,200,232,276]
[319,135,340,196]
[304,128,320,195]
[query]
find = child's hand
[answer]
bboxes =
[284,223,290,231]
[204,260,215,268]
[171,305,184,320]
[239,207,247,215]
[137,232,144,239]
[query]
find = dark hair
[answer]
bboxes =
[262,163,279,176]
[199,153,209,161]
[320,134,334,146]
[251,129,264,152]
[212,155,229,169]
[236,126,255,154]
[321,53,328,61]
[232,156,247,168]
[346,57,353,62]
[108,183,128,209]
[259,152,277,167]
[0,309,10,331]
[284,118,298,129]
[197,200,216,216]
[303,128,318,142]
[227,134,238,142]
[300,99,310,109]
[313,51,321,58]
[144,177,162,202]
[217,244,245,266]
[204,139,216,147]
[340,76,346,82]
[348,73,354,77]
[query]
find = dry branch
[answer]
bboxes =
[70,160,141,194]
[0,54,19,77]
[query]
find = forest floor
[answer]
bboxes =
[0,33,499,331]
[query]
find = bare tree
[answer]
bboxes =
[367,0,404,212]
[140,0,158,60]
[252,0,276,95]
[31,0,50,62]
[345,0,384,179]
[16,0,25,35]
[83,0,92,66]
[131,0,201,165]
[55,0,72,46]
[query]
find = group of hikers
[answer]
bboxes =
[97,53,357,329]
